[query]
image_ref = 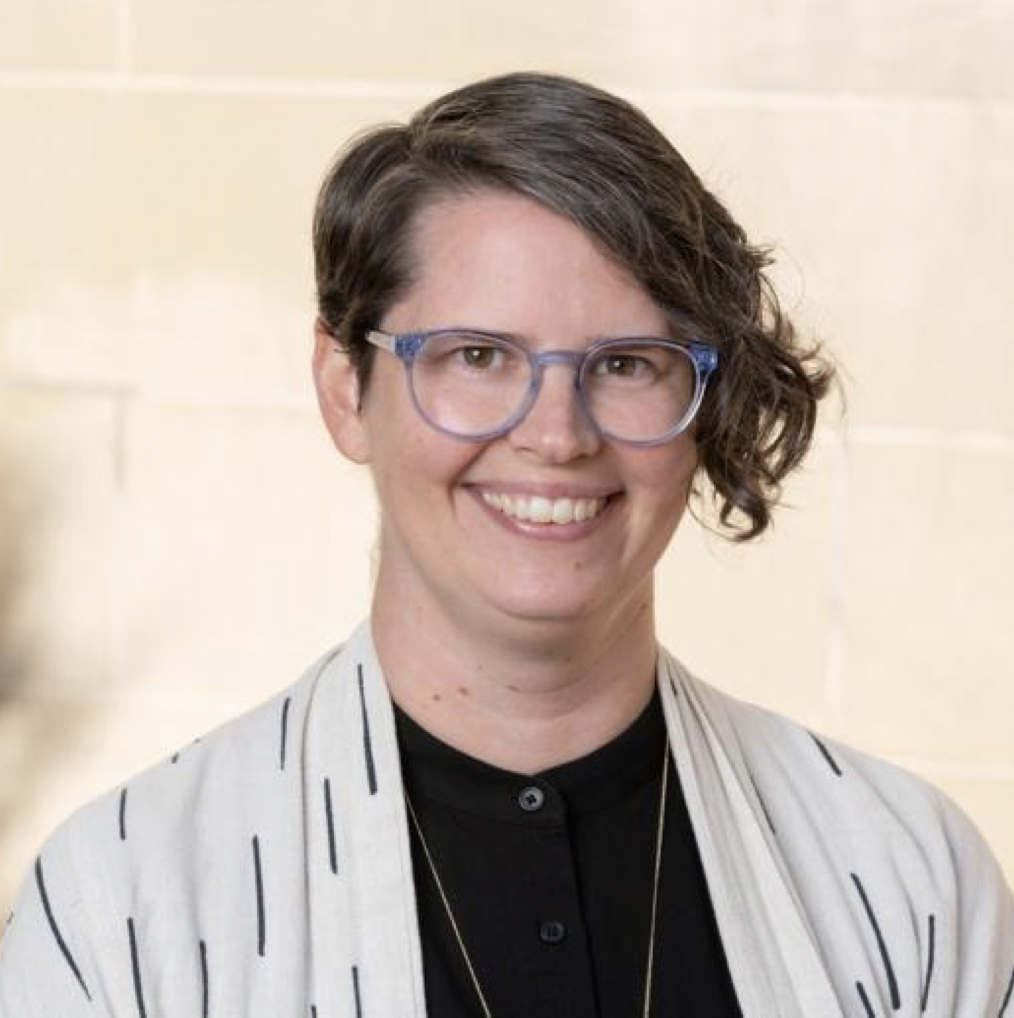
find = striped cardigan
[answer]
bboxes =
[1,619,1012,1017]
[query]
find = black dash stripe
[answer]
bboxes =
[352,965,363,1018]
[1000,960,1014,1017]
[34,858,91,1001]
[851,873,900,1009]
[748,773,776,835]
[810,732,843,776]
[252,835,266,957]
[200,939,209,1018]
[324,778,338,874]
[921,914,935,1012]
[170,752,180,764]
[280,696,292,770]
[311,1007,318,1018]
[857,980,876,1018]
[119,787,127,841]
[357,664,378,795]
[127,917,147,1018]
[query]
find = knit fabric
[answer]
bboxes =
[1,619,1011,1017]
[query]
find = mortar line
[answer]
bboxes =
[849,426,1014,456]
[0,70,1010,114]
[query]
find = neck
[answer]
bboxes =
[371,568,658,774]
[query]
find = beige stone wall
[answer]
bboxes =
[1,1,1012,911]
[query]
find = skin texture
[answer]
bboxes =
[313,189,698,772]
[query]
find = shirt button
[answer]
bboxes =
[539,920,567,944]
[517,786,545,812]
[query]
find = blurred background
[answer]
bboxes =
[1,0,1012,910]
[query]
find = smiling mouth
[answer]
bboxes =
[480,492,609,525]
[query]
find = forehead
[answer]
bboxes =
[388,189,669,341]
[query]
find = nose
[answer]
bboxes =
[507,360,602,463]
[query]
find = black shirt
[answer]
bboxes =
[395,690,743,1017]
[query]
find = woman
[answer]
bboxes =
[1,72,1011,1018]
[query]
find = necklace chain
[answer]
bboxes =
[405,737,670,1018]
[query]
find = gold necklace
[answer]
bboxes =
[405,738,671,1018]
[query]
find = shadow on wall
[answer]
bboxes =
[0,457,31,699]
[0,443,96,871]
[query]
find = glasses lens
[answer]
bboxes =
[582,342,697,442]
[411,332,532,437]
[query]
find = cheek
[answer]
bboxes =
[361,369,426,470]
[363,395,482,509]
[620,444,698,558]
[632,441,698,506]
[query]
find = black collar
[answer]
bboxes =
[394,687,666,827]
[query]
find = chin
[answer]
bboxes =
[481,584,619,629]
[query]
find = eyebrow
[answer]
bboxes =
[410,326,686,347]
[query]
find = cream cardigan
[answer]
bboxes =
[1,619,1012,1017]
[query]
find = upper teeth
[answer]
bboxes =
[481,492,607,524]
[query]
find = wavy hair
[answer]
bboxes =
[313,72,834,540]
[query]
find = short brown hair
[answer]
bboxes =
[313,72,834,540]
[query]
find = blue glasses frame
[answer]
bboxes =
[364,327,719,446]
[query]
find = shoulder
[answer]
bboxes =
[66,640,341,866]
[664,653,1014,1011]
[664,654,953,822]
[0,640,347,1013]
[679,662,1001,880]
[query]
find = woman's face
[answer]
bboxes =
[316,189,699,632]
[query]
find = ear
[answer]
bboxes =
[312,318,371,464]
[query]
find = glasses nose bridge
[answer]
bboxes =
[530,348,585,388]
[514,347,595,440]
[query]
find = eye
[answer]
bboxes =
[417,332,525,378]
[590,352,655,379]
[458,344,502,370]
[603,355,638,376]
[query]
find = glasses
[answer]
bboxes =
[364,328,719,446]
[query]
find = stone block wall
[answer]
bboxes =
[1,0,1011,907]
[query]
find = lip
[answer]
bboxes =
[465,481,620,500]
[466,486,620,541]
